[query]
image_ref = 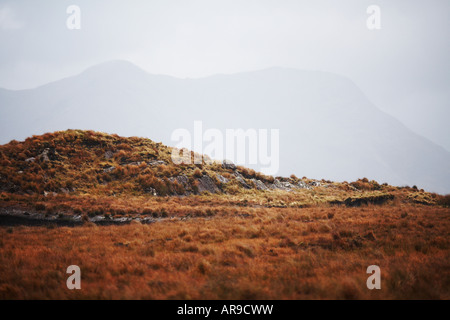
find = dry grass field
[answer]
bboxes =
[0,130,449,299]
[1,201,449,299]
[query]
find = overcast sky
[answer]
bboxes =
[0,0,449,149]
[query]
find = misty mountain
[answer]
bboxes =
[1,60,449,193]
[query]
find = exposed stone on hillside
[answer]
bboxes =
[252,178,268,190]
[235,172,251,189]
[297,181,312,189]
[272,179,290,191]
[148,160,167,166]
[222,159,236,170]
[216,174,229,184]
[104,151,114,159]
[38,148,59,162]
[103,166,115,173]
[143,187,157,196]
[172,175,193,194]
[197,175,220,194]
[123,161,142,166]
[309,181,321,187]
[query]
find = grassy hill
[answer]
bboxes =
[0,130,449,299]
[0,129,448,221]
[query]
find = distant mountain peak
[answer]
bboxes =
[81,60,149,77]
[1,64,450,193]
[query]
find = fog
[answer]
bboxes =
[1,0,449,191]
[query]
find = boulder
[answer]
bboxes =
[104,151,114,159]
[216,174,229,184]
[173,175,193,194]
[309,181,321,187]
[144,187,157,196]
[270,179,294,191]
[123,161,142,166]
[197,175,220,194]
[297,181,312,190]
[235,172,251,189]
[251,178,268,190]
[103,166,116,173]
[222,159,236,170]
[148,160,167,166]
[39,148,50,162]
[38,148,58,162]
[176,175,190,186]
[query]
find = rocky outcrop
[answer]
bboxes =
[148,160,167,166]
[38,148,58,162]
[309,181,321,187]
[171,175,194,194]
[103,166,115,173]
[251,178,268,190]
[235,172,251,189]
[104,151,114,160]
[216,174,229,184]
[297,181,312,189]
[143,187,157,196]
[222,159,236,170]
[123,161,142,166]
[197,175,220,194]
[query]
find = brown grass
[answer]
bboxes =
[0,203,448,300]
[0,130,449,299]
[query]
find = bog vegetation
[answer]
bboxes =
[0,130,449,299]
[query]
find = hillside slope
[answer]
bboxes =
[0,130,448,223]
[0,131,449,300]
[1,63,450,193]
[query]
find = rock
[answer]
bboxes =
[38,148,58,162]
[235,172,251,189]
[103,166,116,173]
[176,175,190,187]
[309,181,321,187]
[222,159,236,170]
[282,181,296,190]
[169,175,193,195]
[39,148,50,162]
[274,179,286,189]
[144,187,157,196]
[25,157,36,163]
[251,178,268,190]
[104,151,114,159]
[216,174,229,184]
[269,179,294,191]
[124,161,141,166]
[148,160,167,166]
[197,175,220,194]
[297,181,311,189]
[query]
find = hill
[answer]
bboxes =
[0,130,449,300]
[0,130,448,225]
[1,61,449,193]
[0,130,449,299]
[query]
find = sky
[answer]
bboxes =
[0,0,449,150]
